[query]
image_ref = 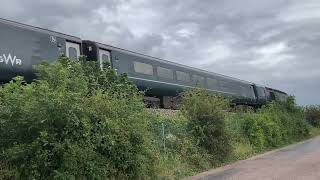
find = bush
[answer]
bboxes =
[241,113,265,150]
[237,96,310,152]
[0,56,316,179]
[181,89,232,162]
[306,105,320,127]
[146,111,214,179]
[0,56,155,179]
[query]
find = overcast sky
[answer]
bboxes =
[1,0,319,105]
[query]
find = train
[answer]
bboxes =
[0,18,287,108]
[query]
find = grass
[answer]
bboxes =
[230,142,255,161]
[310,126,320,137]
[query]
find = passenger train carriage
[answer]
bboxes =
[0,18,287,108]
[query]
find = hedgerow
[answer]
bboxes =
[228,96,311,155]
[181,89,313,164]
[0,56,155,179]
[0,56,318,179]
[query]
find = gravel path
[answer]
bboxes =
[186,136,320,180]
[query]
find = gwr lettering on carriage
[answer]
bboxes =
[0,53,22,66]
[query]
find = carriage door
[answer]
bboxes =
[98,49,111,69]
[66,41,80,60]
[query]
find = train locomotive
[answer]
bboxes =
[0,18,287,108]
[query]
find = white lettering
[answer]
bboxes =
[16,58,22,65]
[3,54,9,64]
[3,54,16,66]
[0,53,23,66]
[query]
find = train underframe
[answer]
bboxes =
[143,95,261,110]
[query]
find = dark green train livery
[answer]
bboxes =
[0,18,287,108]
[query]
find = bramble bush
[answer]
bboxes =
[0,56,155,179]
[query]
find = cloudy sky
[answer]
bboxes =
[1,0,319,105]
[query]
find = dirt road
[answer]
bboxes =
[187,136,320,180]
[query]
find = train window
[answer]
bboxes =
[239,86,247,97]
[270,92,276,100]
[176,71,190,82]
[193,75,205,86]
[257,87,266,98]
[207,78,219,90]
[239,85,253,98]
[102,55,110,63]
[133,61,154,76]
[228,83,239,95]
[157,67,173,79]
[66,42,80,60]
[275,92,286,101]
[99,49,111,69]
[68,47,77,60]
[220,80,232,93]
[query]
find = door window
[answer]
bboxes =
[68,47,77,60]
[99,49,111,69]
[66,42,80,60]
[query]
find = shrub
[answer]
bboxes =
[181,89,232,162]
[0,56,155,179]
[0,55,315,179]
[305,105,320,127]
[239,96,310,152]
[147,111,214,178]
[241,113,265,150]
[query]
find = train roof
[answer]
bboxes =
[93,41,254,85]
[0,18,81,43]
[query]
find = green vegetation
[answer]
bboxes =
[0,57,155,179]
[227,97,310,154]
[0,56,319,179]
[181,89,231,163]
[305,105,320,127]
